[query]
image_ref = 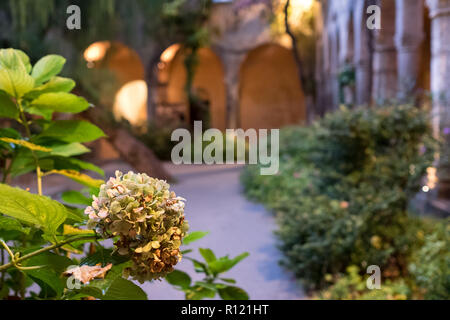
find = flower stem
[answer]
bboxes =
[0,235,99,272]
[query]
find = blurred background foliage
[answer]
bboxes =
[241,104,449,299]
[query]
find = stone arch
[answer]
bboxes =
[238,43,306,130]
[156,45,227,130]
[83,41,147,126]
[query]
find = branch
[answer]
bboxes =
[0,235,99,272]
[284,0,307,89]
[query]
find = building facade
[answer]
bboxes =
[317,0,450,199]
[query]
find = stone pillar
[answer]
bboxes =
[220,51,246,129]
[427,0,450,198]
[329,27,341,109]
[353,0,372,105]
[337,3,355,106]
[395,0,425,100]
[337,6,353,66]
[372,0,398,102]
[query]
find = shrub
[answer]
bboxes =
[409,218,450,300]
[242,105,439,290]
[316,265,413,300]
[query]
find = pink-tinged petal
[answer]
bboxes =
[98,208,109,219]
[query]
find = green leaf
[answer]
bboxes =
[218,286,249,300]
[186,286,216,300]
[0,184,68,235]
[39,120,105,143]
[0,137,52,152]
[31,55,66,84]
[0,127,20,139]
[24,76,75,100]
[30,92,89,114]
[80,249,129,267]
[23,105,53,120]
[23,252,73,298]
[63,224,95,236]
[61,158,104,176]
[64,207,87,223]
[0,215,30,234]
[62,190,92,206]
[0,90,18,119]
[47,142,90,157]
[185,257,212,275]
[165,270,191,290]
[46,169,104,188]
[98,277,147,300]
[183,231,209,245]
[199,248,216,264]
[208,252,249,275]
[0,64,34,98]
[219,278,236,284]
[8,150,54,177]
[13,49,32,73]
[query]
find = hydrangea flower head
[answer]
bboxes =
[85,171,188,282]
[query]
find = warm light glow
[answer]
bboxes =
[113,80,148,126]
[160,44,181,63]
[426,167,438,190]
[84,41,111,62]
[283,0,315,32]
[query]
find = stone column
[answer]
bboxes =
[220,51,246,129]
[372,0,398,102]
[353,0,372,106]
[337,3,355,106]
[427,0,450,198]
[395,0,425,100]
[329,27,341,109]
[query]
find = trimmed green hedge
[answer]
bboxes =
[242,105,447,298]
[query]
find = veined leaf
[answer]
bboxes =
[46,169,104,188]
[0,137,51,152]
[63,224,95,236]
[12,49,32,73]
[218,286,249,300]
[0,49,35,98]
[165,270,191,290]
[30,92,89,114]
[47,142,90,157]
[0,184,68,235]
[0,90,18,119]
[101,277,147,300]
[31,55,66,84]
[183,231,209,245]
[23,105,53,120]
[199,248,217,263]
[0,214,30,234]
[24,76,75,100]
[64,207,87,223]
[186,286,216,300]
[62,190,92,206]
[24,252,73,298]
[39,120,105,143]
[0,66,34,98]
[208,252,249,276]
